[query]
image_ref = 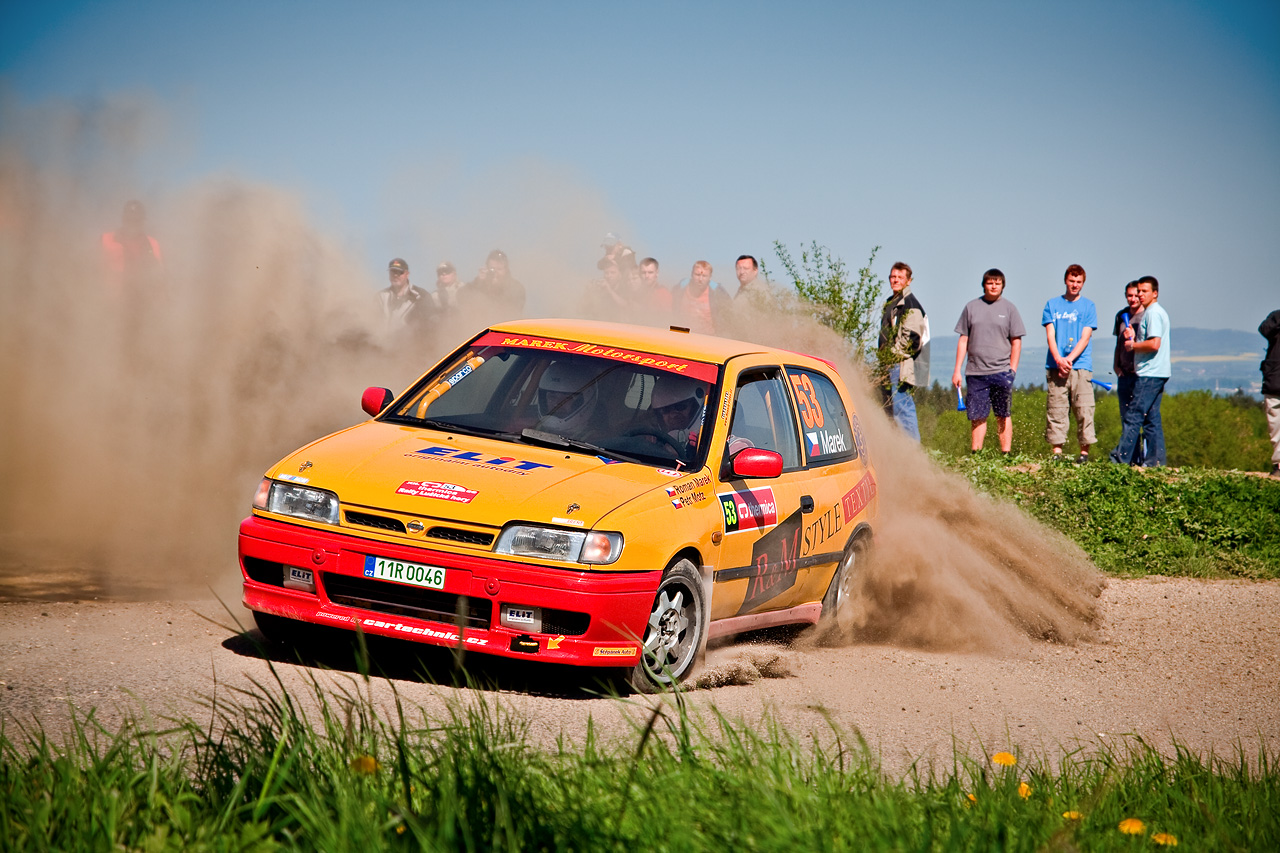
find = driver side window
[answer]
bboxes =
[727,370,801,470]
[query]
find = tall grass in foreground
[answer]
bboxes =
[2,671,1276,852]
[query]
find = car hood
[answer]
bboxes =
[268,421,693,529]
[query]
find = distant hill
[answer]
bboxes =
[923,327,1266,396]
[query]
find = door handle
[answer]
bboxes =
[800,495,815,514]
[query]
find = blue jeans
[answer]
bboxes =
[1115,374,1143,464]
[883,364,920,440]
[1110,376,1166,466]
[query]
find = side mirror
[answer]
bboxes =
[361,387,394,417]
[730,448,783,479]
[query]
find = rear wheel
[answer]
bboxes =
[629,559,707,693]
[819,536,865,640]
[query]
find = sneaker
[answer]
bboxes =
[1271,464,1280,480]
[1051,452,1068,463]
[1076,453,1090,464]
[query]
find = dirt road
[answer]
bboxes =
[3,577,1276,771]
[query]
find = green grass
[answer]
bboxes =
[936,453,1280,579]
[3,672,1277,852]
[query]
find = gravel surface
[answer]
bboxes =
[2,577,1276,772]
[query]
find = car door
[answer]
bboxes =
[708,363,811,619]
[783,364,870,606]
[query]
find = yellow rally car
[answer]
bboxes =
[239,319,878,690]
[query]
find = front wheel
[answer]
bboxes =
[629,559,707,693]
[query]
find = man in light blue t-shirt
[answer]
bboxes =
[1042,264,1098,462]
[1110,276,1171,466]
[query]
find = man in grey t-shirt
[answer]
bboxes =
[951,268,1026,454]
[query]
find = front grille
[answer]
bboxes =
[346,511,406,533]
[541,608,590,637]
[427,526,495,547]
[323,572,492,630]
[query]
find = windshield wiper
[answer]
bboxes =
[418,419,520,441]
[519,429,644,464]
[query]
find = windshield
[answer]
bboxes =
[384,332,721,469]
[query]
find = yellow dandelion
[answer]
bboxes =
[1018,782,1032,799]
[349,754,380,775]
[991,751,1017,767]
[396,825,406,835]
[964,792,977,808]
[1062,811,1083,821]
[1118,818,1146,835]
[1151,832,1178,846]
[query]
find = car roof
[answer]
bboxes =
[486,318,835,370]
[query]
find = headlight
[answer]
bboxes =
[255,478,340,525]
[494,525,623,565]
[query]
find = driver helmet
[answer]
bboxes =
[537,360,599,433]
[651,378,705,433]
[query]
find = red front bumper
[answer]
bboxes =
[238,516,660,666]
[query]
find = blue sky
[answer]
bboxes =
[3,0,1277,332]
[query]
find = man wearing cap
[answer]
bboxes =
[378,258,430,332]
[432,262,462,312]
[597,232,630,271]
[465,249,526,315]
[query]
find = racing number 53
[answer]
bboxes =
[790,373,825,429]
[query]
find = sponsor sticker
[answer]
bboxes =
[472,332,720,382]
[363,555,446,590]
[505,607,537,625]
[841,471,878,519]
[359,617,489,645]
[552,516,585,527]
[851,414,869,462]
[719,486,779,533]
[409,445,553,474]
[278,473,310,484]
[655,468,683,478]
[592,645,638,658]
[396,480,479,503]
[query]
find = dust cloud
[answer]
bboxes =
[0,95,1102,656]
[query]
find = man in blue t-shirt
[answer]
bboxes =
[1042,264,1099,462]
[1110,276,1171,466]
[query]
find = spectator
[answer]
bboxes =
[101,199,164,296]
[465,249,526,315]
[733,255,764,300]
[378,258,430,332]
[1260,308,1280,479]
[432,262,462,312]
[585,258,627,318]
[877,261,929,440]
[672,261,730,335]
[637,257,673,316]
[1109,276,1170,466]
[1043,264,1099,462]
[1111,282,1145,464]
[597,232,630,270]
[951,268,1026,454]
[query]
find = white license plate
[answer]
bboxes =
[363,555,446,590]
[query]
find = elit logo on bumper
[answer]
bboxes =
[409,446,553,474]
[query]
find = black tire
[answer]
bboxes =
[819,535,865,639]
[628,559,707,693]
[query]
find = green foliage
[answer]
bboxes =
[3,681,1277,852]
[939,453,1280,579]
[767,240,884,362]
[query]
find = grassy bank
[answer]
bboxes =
[937,453,1280,579]
[3,675,1277,852]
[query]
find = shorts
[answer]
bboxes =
[966,370,1014,421]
